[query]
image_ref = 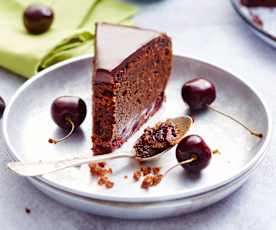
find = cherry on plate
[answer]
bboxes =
[181,78,263,139]
[176,135,212,173]
[181,78,216,111]
[49,96,87,144]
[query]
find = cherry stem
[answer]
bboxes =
[48,117,75,144]
[208,105,263,139]
[162,149,220,177]
[164,154,198,176]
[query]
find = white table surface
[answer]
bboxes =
[1,0,276,229]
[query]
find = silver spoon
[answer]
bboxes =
[7,116,193,177]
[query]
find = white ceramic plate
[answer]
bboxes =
[231,0,276,48]
[3,55,271,204]
[29,163,256,219]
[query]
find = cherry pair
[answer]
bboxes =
[176,77,263,174]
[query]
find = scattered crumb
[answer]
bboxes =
[132,166,163,189]
[97,176,114,189]
[152,167,161,175]
[89,162,112,177]
[98,161,106,168]
[212,149,221,155]
[25,208,31,214]
[89,162,163,190]
[140,167,152,176]
[98,176,107,186]
[141,175,163,189]
[133,170,142,181]
[141,176,153,189]
[89,162,114,189]
[105,180,114,189]
[251,14,263,27]
[152,175,163,186]
[108,168,113,174]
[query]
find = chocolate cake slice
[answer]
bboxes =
[241,0,276,7]
[92,23,172,155]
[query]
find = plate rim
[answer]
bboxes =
[230,0,276,43]
[3,54,272,203]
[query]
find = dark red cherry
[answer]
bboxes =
[49,96,86,144]
[51,96,86,129]
[0,96,6,119]
[23,4,54,35]
[181,78,216,110]
[176,135,212,173]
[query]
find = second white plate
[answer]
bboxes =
[231,0,276,48]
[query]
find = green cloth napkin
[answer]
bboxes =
[0,0,137,78]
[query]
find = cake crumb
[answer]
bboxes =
[98,176,108,186]
[152,175,163,185]
[25,208,31,214]
[141,176,154,189]
[141,175,163,189]
[98,161,106,168]
[141,167,152,176]
[251,14,263,27]
[124,175,128,179]
[105,180,114,189]
[89,162,114,189]
[89,162,112,177]
[152,167,161,175]
[133,170,142,181]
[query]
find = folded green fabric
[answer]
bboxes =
[0,0,137,78]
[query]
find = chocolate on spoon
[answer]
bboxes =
[181,78,263,138]
[48,96,87,144]
[134,116,193,161]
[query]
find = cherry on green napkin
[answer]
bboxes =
[0,0,137,78]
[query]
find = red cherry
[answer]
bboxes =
[23,4,54,34]
[176,135,212,173]
[181,78,263,139]
[181,78,216,111]
[49,96,87,144]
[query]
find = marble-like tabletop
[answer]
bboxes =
[1,0,276,229]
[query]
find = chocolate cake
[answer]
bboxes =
[92,23,172,155]
[241,0,276,7]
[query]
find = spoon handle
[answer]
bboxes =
[7,153,134,177]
